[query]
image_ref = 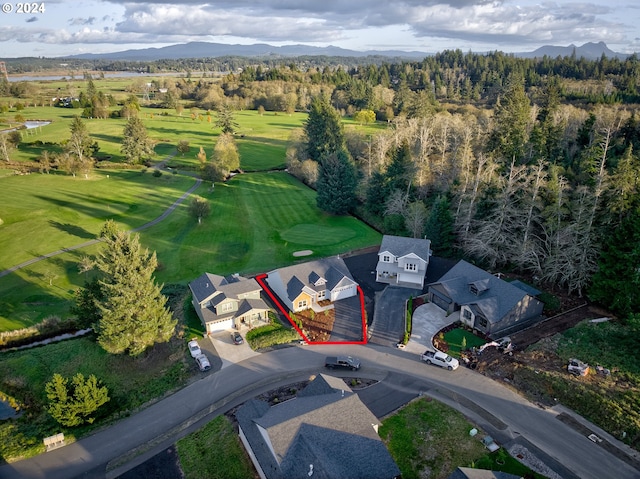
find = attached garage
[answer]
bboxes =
[330,284,357,301]
[206,318,234,333]
[398,272,421,286]
[430,291,452,312]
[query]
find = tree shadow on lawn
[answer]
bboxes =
[48,221,95,240]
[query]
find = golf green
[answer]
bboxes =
[280,223,357,246]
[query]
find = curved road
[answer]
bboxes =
[1,344,638,479]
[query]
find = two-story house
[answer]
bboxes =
[189,273,271,334]
[376,235,432,289]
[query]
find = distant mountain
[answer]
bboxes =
[517,42,629,60]
[66,40,632,62]
[67,42,431,61]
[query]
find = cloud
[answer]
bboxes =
[69,17,98,26]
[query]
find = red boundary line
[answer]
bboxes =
[255,273,367,345]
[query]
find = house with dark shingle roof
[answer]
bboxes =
[236,374,401,479]
[447,467,522,479]
[427,260,544,338]
[265,257,358,313]
[376,235,432,289]
[189,273,271,333]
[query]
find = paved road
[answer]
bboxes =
[2,344,638,479]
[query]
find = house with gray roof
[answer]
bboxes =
[189,273,271,333]
[236,374,401,479]
[427,260,544,338]
[447,467,522,479]
[376,235,432,289]
[265,257,358,313]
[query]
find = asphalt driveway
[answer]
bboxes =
[329,295,364,342]
[368,285,421,346]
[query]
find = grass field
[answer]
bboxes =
[0,336,191,462]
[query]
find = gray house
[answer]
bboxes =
[376,235,432,289]
[427,260,544,338]
[236,374,400,479]
[189,273,271,333]
[266,257,358,313]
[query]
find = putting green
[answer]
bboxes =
[280,224,357,246]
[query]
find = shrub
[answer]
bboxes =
[46,373,110,427]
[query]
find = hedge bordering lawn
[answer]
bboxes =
[245,317,300,350]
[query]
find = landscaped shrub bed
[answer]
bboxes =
[245,318,300,350]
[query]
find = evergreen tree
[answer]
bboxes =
[46,373,109,427]
[423,195,455,257]
[589,214,640,316]
[304,96,345,162]
[365,170,387,216]
[94,221,175,356]
[65,116,97,165]
[120,117,155,164]
[215,104,239,134]
[316,149,357,215]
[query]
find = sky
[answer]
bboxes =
[0,0,638,58]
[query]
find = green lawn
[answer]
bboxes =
[443,328,487,356]
[177,415,256,479]
[379,397,546,479]
[145,171,381,283]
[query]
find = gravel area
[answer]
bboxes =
[508,444,563,479]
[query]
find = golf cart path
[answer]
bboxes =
[0,165,201,279]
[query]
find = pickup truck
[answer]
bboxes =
[420,350,459,370]
[325,356,361,371]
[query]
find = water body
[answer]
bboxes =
[8,71,197,82]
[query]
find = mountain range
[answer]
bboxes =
[68,41,632,62]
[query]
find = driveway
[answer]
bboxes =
[403,302,460,355]
[329,295,364,342]
[368,285,421,346]
[207,330,261,369]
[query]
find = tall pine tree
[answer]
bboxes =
[94,221,175,356]
[316,149,357,215]
[304,96,345,162]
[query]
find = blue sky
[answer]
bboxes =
[0,0,638,58]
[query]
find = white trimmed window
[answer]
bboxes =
[297,299,308,309]
[405,263,417,271]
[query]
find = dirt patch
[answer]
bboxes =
[293,308,335,342]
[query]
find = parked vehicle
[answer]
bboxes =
[420,350,459,370]
[188,339,202,358]
[195,353,211,371]
[324,356,361,371]
[231,331,244,345]
[568,358,589,376]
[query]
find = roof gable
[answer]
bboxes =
[429,260,531,322]
[379,235,432,262]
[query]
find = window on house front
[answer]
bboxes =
[478,316,488,328]
[297,299,308,309]
[405,263,417,271]
[220,302,234,313]
[383,255,390,262]
[317,290,326,300]
[463,309,472,320]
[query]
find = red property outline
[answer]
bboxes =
[255,273,368,345]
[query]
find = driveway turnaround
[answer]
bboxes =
[403,302,460,355]
[2,344,638,479]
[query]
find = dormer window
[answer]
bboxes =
[383,255,391,263]
[470,284,479,295]
[405,263,417,272]
[469,279,489,296]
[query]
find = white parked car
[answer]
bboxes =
[195,353,211,371]
[188,339,202,358]
[420,350,459,370]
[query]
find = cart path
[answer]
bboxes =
[0,173,202,279]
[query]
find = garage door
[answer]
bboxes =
[207,319,233,333]
[331,284,356,301]
[398,272,421,286]
[431,293,451,312]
